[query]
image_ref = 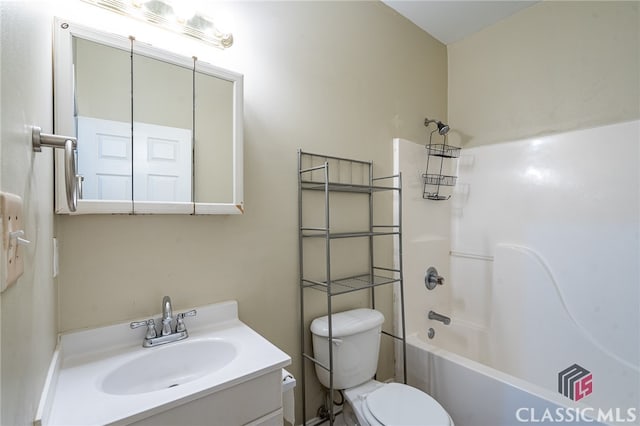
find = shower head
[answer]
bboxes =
[437,122,450,135]
[424,118,450,135]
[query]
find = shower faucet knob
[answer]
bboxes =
[425,267,445,290]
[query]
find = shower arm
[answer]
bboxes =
[424,117,450,136]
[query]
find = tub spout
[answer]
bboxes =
[428,310,451,325]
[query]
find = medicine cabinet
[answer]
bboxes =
[53,18,243,214]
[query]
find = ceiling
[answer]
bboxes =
[382,1,541,45]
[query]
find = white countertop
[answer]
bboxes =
[36,300,291,426]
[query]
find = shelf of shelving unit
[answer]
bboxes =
[300,180,400,193]
[302,270,402,295]
[301,229,401,239]
[298,149,406,426]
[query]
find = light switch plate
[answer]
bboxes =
[1,192,25,292]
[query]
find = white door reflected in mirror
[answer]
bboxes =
[133,122,192,203]
[77,118,192,202]
[77,117,132,201]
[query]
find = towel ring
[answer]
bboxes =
[32,126,78,212]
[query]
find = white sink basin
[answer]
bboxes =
[37,301,291,426]
[101,339,237,395]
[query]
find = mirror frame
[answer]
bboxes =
[53,17,244,215]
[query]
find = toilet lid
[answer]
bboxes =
[364,383,450,426]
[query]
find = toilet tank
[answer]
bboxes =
[310,309,384,390]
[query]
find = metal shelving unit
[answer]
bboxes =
[298,150,406,425]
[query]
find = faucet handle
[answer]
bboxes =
[178,309,197,318]
[130,320,147,329]
[425,267,445,290]
[130,319,157,339]
[176,309,197,332]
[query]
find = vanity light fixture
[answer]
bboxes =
[81,0,233,49]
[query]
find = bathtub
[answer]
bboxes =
[405,330,634,426]
[399,245,640,426]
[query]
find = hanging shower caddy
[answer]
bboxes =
[422,118,460,200]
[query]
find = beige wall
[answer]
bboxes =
[448,1,640,147]
[75,38,194,129]
[194,73,234,203]
[55,1,447,423]
[0,2,58,425]
[75,38,131,123]
[0,5,3,421]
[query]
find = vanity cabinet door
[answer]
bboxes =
[126,371,283,426]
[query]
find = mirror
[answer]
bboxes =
[194,68,235,204]
[74,37,132,202]
[131,45,194,213]
[53,18,243,214]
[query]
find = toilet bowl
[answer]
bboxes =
[310,309,453,426]
[343,381,452,426]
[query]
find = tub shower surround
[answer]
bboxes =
[394,119,640,426]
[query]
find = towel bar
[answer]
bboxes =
[32,126,78,212]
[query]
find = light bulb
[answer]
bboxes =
[171,0,196,23]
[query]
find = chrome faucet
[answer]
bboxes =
[130,295,197,348]
[428,310,451,325]
[161,295,173,336]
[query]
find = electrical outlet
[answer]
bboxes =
[1,192,26,291]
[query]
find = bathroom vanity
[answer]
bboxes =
[34,300,291,426]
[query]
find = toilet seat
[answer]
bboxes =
[362,383,451,426]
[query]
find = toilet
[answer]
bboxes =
[310,308,453,426]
